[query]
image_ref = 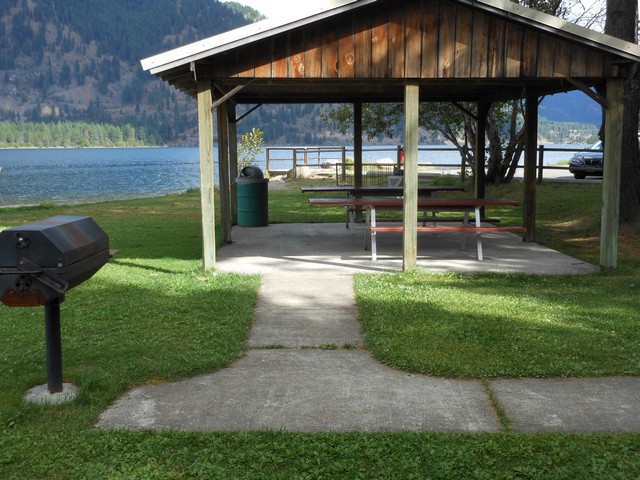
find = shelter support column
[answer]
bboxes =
[354,102,363,222]
[475,103,490,219]
[523,95,538,242]
[354,102,363,188]
[475,103,490,199]
[216,96,232,244]
[228,103,238,225]
[196,79,216,270]
[600,79,624,269]
[403,82,419,271]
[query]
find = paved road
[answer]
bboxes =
[516,169,602,183]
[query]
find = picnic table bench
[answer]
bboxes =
[307,197,525,261]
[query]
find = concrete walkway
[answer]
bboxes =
[97,224,639,433]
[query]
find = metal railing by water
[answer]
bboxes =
[265,145,596,183]
[334,163,398,186]
[266,146,349,173]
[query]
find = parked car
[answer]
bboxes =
[569,133,640,179]
[569,141,603,179]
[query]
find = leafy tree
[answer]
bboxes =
[238,128,264,169]
[324,99,528,184]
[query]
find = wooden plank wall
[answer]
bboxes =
[215,0,613,80]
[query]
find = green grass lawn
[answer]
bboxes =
[356,271,640,378]
[1,181,640,478]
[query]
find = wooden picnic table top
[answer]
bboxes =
[307,197,520,208]
[300,185,465,195]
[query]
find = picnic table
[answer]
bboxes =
[307,197,525,261]
[301,185,465,227]
[300,185,464,196]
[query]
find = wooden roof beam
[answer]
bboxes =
[210,80,256,111]
[235,104,263,123]
[561,76,609,109]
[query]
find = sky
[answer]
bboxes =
[221,0,606,28]
[220,0,326,19]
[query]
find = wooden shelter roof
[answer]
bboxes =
[141,0,640,103]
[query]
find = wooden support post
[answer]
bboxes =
[228,103,238,225]
[216,97,232,244]
[537,145,545,184]
[196,80,216,270]
[523,95,538,242]
[292,149,297,179]
[354,102,363,221]
[475,103,489,218]
[600,79,624,269]
[354,102,363,188]
[403,82,419,271]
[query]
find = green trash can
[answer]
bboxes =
[237,167,268,227]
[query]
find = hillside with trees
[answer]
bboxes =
[0,0,258,146]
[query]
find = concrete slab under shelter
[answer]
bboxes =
[215,223,598,275]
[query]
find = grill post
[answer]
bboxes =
[44,300,63,393]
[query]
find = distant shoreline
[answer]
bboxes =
[0,145,171,150]
[0,142,592,151]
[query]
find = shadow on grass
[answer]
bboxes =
[109,259,188,275]
[0,261,260,431]
[356,272,640,378]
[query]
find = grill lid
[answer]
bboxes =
[0,215,113,306]
[0,215,109,268]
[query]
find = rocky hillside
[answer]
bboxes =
[0,0,261,144]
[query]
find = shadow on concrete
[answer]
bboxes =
[216,223,598,275]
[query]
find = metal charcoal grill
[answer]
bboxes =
[0,215,115,394]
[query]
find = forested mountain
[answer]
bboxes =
[540,90,602,127]
[0,0,600,147]
[0,0,263,145]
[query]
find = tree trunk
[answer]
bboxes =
[485,102,526,184]
[485,108,504,184]
[605,0,640,221]
[619,80,640,221]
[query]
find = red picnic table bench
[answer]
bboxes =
[308,197,525,261]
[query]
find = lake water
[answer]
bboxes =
[0,145,585,207]
[0,147,201,207]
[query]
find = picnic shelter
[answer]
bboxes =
[140,0,640,270]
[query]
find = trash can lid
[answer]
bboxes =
[239,165,264,179]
